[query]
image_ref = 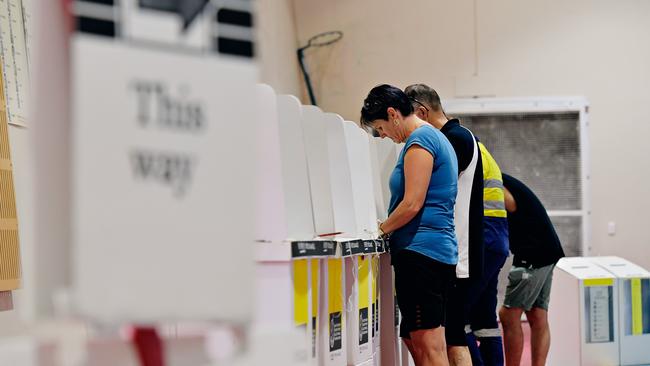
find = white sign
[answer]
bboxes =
[72,36,258,323]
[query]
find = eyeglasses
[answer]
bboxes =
[410,98,430,114]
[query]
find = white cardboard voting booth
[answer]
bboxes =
[590,256,650,366]
[548,257,619,366]
[277,94,320,366]
[301,107,348,366]
[254,87,330,366]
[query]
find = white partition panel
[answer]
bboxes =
[343,122,377,238]
[323,113,356,237]
[368,139,387,221]
[276,95,316,239]
[254,84,287,242]
[301,106,336,236]
[370,137,398,220]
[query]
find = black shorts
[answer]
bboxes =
[445,277,470,346]
[393,249,455,339]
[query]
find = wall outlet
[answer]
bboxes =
[607,221,616,236]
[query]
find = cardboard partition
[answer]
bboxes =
[323,113,356,236]
[254,84,287,242]
[343,122,378,238]
[276,95,316,239]
[301,106,336,236]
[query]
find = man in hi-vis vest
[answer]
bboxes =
[465,142,510,366]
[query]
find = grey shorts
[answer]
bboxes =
[503,264,555,311]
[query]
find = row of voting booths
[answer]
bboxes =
[12,0,413,362]
[17,0,415,364]
[254,84,409,366]
[549,256,650,366]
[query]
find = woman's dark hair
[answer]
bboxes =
[360,84,413,126]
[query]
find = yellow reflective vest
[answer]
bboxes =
[478,142,507,218]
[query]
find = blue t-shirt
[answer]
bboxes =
[387,125,459,265]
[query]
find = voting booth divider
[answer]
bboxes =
[589,257,650,366]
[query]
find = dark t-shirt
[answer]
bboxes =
[502,174,565,268]
[440,119,485,278]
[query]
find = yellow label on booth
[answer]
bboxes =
[631,278,643,335]
[328,259,343,313]
[359,256,369,309]
[584,278,614,287]
[293,259,309,327]
[311,259,319,317]
[372,256,379,304]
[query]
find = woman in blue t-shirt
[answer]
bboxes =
[361,84,458,366]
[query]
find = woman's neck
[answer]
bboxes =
[401,115,427,141]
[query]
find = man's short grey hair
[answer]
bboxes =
[404,83,443,112]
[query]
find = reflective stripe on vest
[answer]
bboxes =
[478,142,507,218]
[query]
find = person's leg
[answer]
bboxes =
[447,346,472,366]
[499,306,524,366]
[446,279,472,366]
[470,250,508,366]
[464,265,491,366]
[393,250,454,365]
[394,252,417,362]
[465,331,484,366]
[404,338,416,359]
[401,320,417,359]
[410,327,450,366]
[526,265,555,366]
[525,308,550,366]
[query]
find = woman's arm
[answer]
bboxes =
[380,145,433,235]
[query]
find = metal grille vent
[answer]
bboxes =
[461,112,581,210]
[459,112,584,256]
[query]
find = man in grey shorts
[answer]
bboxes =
[499,174,565,366]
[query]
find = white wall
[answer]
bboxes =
[289,0,650,268]
[257,0,303,98]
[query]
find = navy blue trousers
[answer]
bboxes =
[465,249,508,366]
